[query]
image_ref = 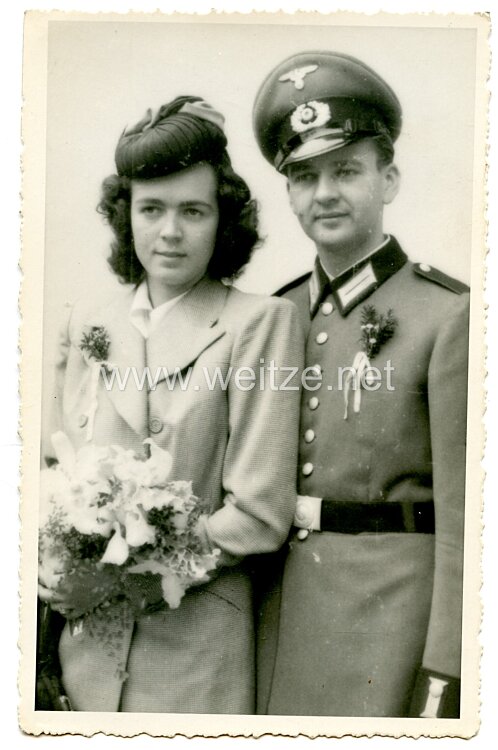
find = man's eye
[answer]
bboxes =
[292,172,315,184]
[337,167,357,178]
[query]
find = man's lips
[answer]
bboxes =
[315,212,348,220]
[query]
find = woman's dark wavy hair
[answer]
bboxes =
[97,152,261,285]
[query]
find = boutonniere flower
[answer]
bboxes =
[359,305,397,360]
[80,325,111,367]
[343,305,397,420]
[79,326,113,442]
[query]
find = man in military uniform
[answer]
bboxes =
[252,51,469,718]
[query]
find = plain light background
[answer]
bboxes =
[44,20,474,308]
[41,19,477,415]
[4,3,496,748]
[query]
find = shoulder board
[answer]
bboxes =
[413,263,469,294]
[274,271,312,297]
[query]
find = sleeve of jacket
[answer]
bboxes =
[412,292,469,716]
[202,297,303,560]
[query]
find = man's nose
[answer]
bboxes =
[159,211,182,240]
[314,173,340,202]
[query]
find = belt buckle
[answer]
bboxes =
[293,496,322,540]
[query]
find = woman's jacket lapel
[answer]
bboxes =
[146,277,229,385]
[84,289,148,439]
[77,278,229,437]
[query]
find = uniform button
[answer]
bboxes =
[304,429,315,443]
[316,331,328,345]
[321,301,333,315]
[149,417,164,434]
[308,396,319,410]
[78,414,88,428]
[302,462,314,476]
[310,364,322,376]
[419,263,431,272]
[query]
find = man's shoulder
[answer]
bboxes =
[274,272,312,297]
[383,260,470,332]
[380,258,469,311]
[222,284,300,330]
[409,262,469,296]
[226,284,295,311]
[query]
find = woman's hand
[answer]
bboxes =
[38,580,69,607]
[38,565,123,620]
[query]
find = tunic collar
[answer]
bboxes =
[309,235,407,317]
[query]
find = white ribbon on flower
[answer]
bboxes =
[85,362,102,442]
[343,351,372,420]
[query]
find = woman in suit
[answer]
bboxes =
[38,95,303,713]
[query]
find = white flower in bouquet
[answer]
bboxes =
[100,522,130,566]
[110,439,173,488]
[39,431,221,679]
[123,506,157,548]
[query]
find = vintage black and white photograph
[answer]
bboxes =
[18,9,488,739]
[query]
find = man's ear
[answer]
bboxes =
[382,163,400,205]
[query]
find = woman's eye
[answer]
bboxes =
[183,207,203,218]
[140,205,161,216]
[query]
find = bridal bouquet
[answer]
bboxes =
[38,432,220,678]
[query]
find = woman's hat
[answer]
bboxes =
[253,51,402,171]
[115,96,227,178]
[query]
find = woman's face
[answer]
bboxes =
[130,163,219,305]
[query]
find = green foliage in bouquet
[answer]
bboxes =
[39,433,220,680]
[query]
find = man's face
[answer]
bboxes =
[286,139,399,260]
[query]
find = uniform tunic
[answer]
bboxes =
[257,236,469,717]
[45,277,303,713]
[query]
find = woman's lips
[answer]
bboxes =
[154,250,186,258]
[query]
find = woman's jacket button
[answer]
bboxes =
[148,417,164,434]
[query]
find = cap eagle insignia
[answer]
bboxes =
[278,64,318,90]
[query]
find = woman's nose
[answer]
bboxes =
[314,173,340,203]
[159,211,182,240]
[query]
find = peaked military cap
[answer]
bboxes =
[253,51,402,171]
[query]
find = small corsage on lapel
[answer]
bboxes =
[80,325,111,364]
[343,305,397,419]
[79,326,113,442]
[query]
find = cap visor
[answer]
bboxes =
[279,133,349,171]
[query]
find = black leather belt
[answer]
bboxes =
[320,499,435,534]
